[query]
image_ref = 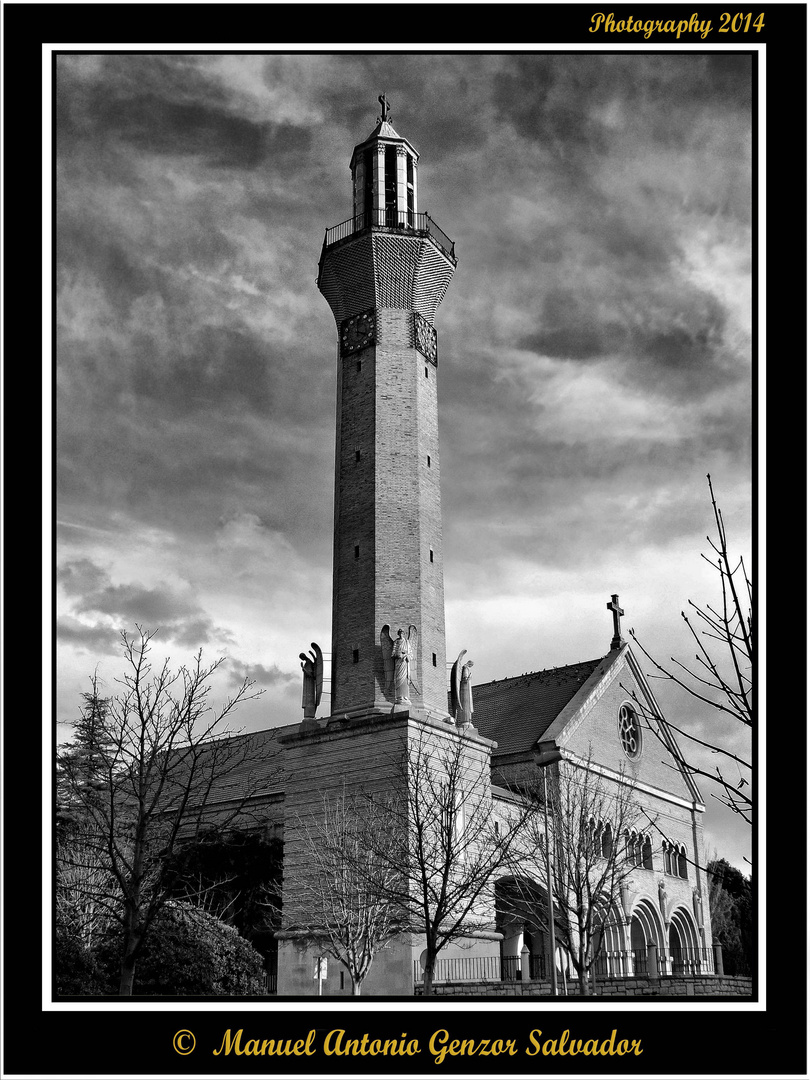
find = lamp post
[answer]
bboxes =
[534,747,563,997]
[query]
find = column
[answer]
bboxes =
[373,144,386,226]
[713,942,724,975]
[353,155,365,224]
[520,944,530,984]
[646,943,659,981]
[396,146,408,226]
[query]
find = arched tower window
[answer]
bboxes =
[601,823,613,859]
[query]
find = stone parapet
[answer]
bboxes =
[415,975,754,998]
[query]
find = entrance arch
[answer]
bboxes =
[591,900,628,977]
[495,876,549,981]
[629,898,664,975]
[668,906,702,973]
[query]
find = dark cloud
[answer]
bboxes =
[228,662,297,691]
[56,615,120,654]
[493,54,751,152]
[58,557,223,646]
[57,54,311,170]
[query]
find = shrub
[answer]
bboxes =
[56,902,266,996]
[131,903,266,995]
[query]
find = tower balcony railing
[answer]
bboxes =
[321,209,456,263]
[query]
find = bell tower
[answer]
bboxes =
[317,95,457,718]
[277,100,499,995]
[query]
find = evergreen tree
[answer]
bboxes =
[57,674,114,833]
[707,857,752,975]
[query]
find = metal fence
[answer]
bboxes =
[414,954,502,984]
[414,946,717,986]
[414,953,547,985]
[591,946,716,979]
[658,946,716,976]
[323,211,456,260]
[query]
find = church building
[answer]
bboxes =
[246,99,714,996]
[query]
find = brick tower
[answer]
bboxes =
[277,100,498,996]
[316,95,457,719]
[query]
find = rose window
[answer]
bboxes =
[618,703,642,760]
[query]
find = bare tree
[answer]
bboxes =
[509,754,644,996]
[56,627,269,995]
[56,822,118,951]
[286,791,406,995]
[365,726,532,997]
[625,475,752,825]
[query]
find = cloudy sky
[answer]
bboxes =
[55,51,753,868]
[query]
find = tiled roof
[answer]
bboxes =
[185,724,291,809]
[473,658,605,757]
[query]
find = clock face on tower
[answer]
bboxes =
[340,310,376,355]
[413,312,438,365]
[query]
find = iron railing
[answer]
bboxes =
[414,954,502,984]
[262,972,278,994]
[414,946,718,986]
[414,953,547,984]
[592,946,716,979]
[592,949,647,978]
[322,210,456,261]
[657,946,715,976]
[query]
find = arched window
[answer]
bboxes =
[642,835,653,870]
[601,823,612,859]
[678,846,688,879]
[587,817,599,857]
[662,841,671,875]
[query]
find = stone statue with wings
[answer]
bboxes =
[380,624,418,704]
[450,649,474,727]
[299,642,323,718]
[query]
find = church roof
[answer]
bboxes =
[192,724,289,808]
[365,119,401,140]
[473,657,605,757]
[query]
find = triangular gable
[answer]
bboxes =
[538,644,704,808]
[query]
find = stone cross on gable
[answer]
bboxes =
[607,594,625,650]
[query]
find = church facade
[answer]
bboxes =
[256,100,714,996]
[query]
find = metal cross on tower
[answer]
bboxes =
[607,593,625,650]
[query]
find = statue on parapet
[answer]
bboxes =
[380,624,418,704]
[299,642,323,718]
[450,649,474,727]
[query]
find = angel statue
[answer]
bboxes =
[450,649,474,727]
[299,642,323,719]
[380,624,419,704]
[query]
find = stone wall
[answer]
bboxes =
[416,975,753,998]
